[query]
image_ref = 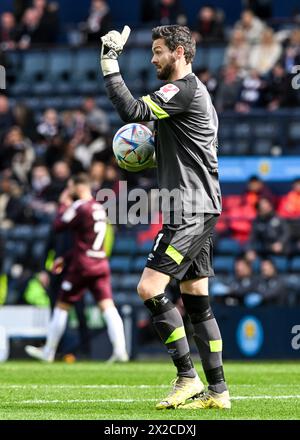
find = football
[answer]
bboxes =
[112,123,155,172]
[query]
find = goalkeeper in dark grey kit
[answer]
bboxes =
[100,24,230,410]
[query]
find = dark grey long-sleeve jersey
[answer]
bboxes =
[104,72,222,216]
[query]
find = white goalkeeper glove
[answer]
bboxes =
[100,25,131,76]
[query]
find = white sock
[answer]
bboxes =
[44,307,68,358]
[103,307,127,355]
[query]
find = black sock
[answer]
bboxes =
[144,294,196,378]
[182,294,227,393]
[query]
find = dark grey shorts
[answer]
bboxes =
[145,214,219,281]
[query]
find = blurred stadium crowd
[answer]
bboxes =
[1,0,300,310]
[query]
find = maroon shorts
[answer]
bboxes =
[58,267,112,305]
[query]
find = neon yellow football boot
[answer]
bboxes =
[179,389,231,409]
[156,375,205,410]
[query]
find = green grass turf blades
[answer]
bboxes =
[0,361,299,420]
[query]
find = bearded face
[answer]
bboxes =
[156,54,177,80]
[152,38,178,81]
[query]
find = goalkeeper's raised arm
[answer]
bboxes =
[100,25,196,123]
[100,25,150,122]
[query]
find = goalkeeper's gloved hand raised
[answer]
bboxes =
[100,25,131,76]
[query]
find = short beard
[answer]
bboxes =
[157,55,176,80]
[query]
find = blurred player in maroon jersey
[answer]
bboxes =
[25,173,128,362]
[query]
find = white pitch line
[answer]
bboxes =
[9,398,157,404]
[0,384,169,389]
[0,384,300,389]
[3,395,300,405]
[231,395,300,400]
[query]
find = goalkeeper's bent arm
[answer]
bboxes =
[100,26,155,122]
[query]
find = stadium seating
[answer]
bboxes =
[110,256,131,273]
[131,256,148,272]
[193,46,225,72]
[136,240,153,254]
[270,256,289,273]
[120,274,141,292]
[48,49,74,94]
[216,238,243,255]
[2,241,27,275]
[112,237,137,255]
[72,48,103,94]
[290,257,300,273]
[213,256,235,274]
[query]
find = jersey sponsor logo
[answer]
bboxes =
[155,84,180,103]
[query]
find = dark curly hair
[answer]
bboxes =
[152,25,196,64]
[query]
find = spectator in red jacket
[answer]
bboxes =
[278,179,300,254]
[244,175,274,208]
[277,179,300,219]
[218,176,273,243]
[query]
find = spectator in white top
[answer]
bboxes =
[234,9,265,45]
[224,28,251,75]
[249,27,282,76]
[2,126,35,184]
[37,108,60,139]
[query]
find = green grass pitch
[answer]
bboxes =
[0,361,299,420]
